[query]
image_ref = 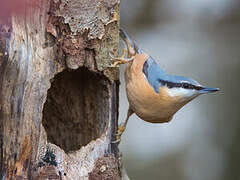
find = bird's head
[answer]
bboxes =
[160,75,219,103]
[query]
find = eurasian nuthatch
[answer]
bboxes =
[110,29,219,143]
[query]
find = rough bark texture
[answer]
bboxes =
[0,0,124,179]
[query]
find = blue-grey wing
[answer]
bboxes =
[142,55,167,93]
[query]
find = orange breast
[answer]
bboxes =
[125,53,186,123]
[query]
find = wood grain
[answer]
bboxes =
[0,0,123,179]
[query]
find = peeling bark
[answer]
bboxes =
[0,0,125,179]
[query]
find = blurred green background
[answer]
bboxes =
[118,0,240,180]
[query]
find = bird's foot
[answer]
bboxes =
[112,123,126,143]
[108,48,134,68]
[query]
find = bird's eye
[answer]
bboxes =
[182,83,190,89]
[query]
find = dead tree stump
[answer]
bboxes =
[0,0,124,179]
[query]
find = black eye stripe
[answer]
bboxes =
[158,79,204,90]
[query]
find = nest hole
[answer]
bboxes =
[42,67,109,152]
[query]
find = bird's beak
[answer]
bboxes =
[199,87,220,94]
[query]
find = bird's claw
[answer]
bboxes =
[108,48,134,68]
[112,123,126,143]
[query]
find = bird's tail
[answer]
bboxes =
[119,29,139,57]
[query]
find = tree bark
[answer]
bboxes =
[0,0,125,179]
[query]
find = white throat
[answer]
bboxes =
[167,87,196,98]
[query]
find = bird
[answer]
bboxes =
[110,29,219,143]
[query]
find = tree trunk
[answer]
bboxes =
[0,0,125,179]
